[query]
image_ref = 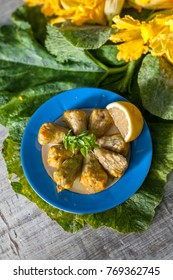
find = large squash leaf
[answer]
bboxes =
[138,55,173,120]
[57,23,111,50]
[0,25,106,93]
[2,93,173,232]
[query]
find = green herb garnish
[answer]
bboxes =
[63,129,99,157]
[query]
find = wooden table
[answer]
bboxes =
[0,0,173,260]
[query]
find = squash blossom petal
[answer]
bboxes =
[116,39,149,61]
[71,0,107,26]
[110,15,149,62]
[128,0,173,10]
[147,14,173,64]
[24,0,107,26]
[110,14,173,64]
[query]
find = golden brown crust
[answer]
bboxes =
[88,109,113,137]
[62,110,87,135]
[53,154,83,192]
[97,133,130,156]
[94,148,128,178]
[38,122,68,145]
[47,145,75,169]
[80,152,108,193]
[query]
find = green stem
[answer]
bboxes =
[86,50,128,74]
[86,50,136,89]
[85,50,109,72]
[122,60,138,92]
[108,64,128,74]
[86,50,129,85]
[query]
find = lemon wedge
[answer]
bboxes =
[106,101,144,142]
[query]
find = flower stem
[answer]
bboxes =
[85,50,109,72]
[108,64,128,74]
[86,50,137,90]
[121,60,138,92]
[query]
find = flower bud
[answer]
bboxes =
[104,0,125,23]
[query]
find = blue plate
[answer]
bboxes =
[21,87,152,214]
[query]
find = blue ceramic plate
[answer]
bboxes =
[21,88,152,214]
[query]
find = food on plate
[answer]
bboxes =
[106,101,144,142]
[53,154,83,192]
[80,152,108,193]
[88,109,114,137]
[38,122,68,145]
[62,109,87,135]
[94,147,128,178]
[38,102,144,193]
[96,133,130,156]
[47,145,77,169]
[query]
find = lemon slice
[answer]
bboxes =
[106,101,144,142]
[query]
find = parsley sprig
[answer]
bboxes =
[63,129,99,157]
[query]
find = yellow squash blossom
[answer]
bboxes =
[110,14,173,64]
[128,0,173,10]
[24,0,107,26]
[110,15,149,61]
[69,0,107,26]
[148,14,173,63]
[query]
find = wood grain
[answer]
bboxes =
[0,0,173,260]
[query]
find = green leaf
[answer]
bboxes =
[45,24,84,63]
[83,137,91,146]
[62,129,97,156]
[90,44,126,67]
[63,138,68,150]
[78,130,88,137]
[80,147,88,157]
[59,23,111,49]
[45,24,110,66]
[12,5,48,45]
[70,143,75,153]
[67,129,72,137]
[0,25,106,93]
[138,55,173,120]
[0,83,76,139]
[78,139,85,146]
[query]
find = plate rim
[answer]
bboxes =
[21,87,153,214]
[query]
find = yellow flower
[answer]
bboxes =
[110,13,173,64]
[69,0,107,26]
[148,14,173,63]
[128,0,173,10]
[24,0,107,26]
[110,15,149,61]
